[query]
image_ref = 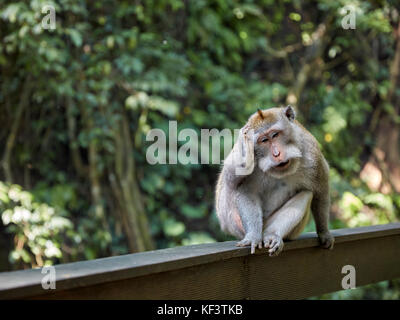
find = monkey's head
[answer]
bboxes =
[248,105,302,179]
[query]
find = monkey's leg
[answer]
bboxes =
[235,191,263,254]
[263,191,313,256]
[311,191,334,249]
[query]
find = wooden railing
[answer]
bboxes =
[0,223,400,299]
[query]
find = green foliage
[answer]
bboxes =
[0,182,75,268]
[0,0,399,299]
[315,279,400,300]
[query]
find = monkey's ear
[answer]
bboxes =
[284,105,296,122]
[257,108,264,119]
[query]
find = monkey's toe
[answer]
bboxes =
[236,239,251,247]
[263,234,284,257]
[236,237,262,254]
[318,232,334,250]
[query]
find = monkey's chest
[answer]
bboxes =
[260,181,297,218]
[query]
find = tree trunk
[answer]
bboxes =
[286,20,331,111]
[109,111,154,252]
[360,21,400,193]
[1,77,32,183]
[66,96,88,178]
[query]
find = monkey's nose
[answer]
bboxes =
[273,150,280,157]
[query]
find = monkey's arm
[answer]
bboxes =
[235,190,263,254]
[263,191,313,256]
[311,158,334,249]
[311,191,334,249]
[215,127,256,240]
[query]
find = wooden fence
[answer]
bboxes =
[0,223,399,299]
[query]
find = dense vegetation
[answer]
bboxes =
[1,0,400,298]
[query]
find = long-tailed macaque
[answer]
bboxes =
[215,106,334,256]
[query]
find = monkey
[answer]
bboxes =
[215,105,334,256]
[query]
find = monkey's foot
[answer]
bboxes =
[263,233,284,257]
[318,231,334,250]
[236,235,262,254]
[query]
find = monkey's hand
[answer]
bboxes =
[263,233,284,257]
[236,233,262,254]
[318,231,334,250]
[234,126,255,176]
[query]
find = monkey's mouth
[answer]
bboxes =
[274,160,290,170]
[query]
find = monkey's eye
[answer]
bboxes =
[271,132,279,139]
[260,137,268,143]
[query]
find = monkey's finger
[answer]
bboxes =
[324,241,334,250]
[269,251,278,257]
[319,235,334,250]
[269,246,280,256]
[242,124,250,135]
[258,242,262,249]
[236,239,250,247]
[251,243,256,254]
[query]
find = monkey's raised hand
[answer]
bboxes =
[219,125,256,190]
[233,125,255,176]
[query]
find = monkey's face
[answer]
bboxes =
[253,108,302,178]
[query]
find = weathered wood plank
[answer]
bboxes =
[0,223,399,299]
